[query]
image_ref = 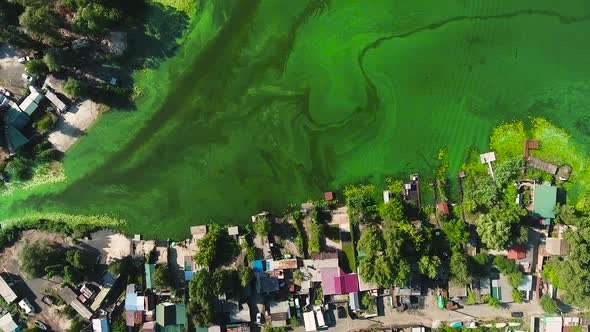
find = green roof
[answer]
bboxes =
[196,328,209,332]
[145,264,155,289]
[156,303,186,328]
[533,185,557,220]
[7,125,29,149]
[6,104,29,130]
[175,304,186,326]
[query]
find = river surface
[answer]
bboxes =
[3,0,590,238]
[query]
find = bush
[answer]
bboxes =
[540,295,558,314]
[25,59,48,76]
[512,290,524,303]
[64,78,86,98]
[253,217,271,237]
[488,296,500,309]
[18,239,63,278]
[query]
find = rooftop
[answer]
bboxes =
[546,238,569,256]
[533,184,557,220]
[0,274,18,303]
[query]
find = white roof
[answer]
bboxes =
[44,90,67,111]
[18,95,39,115]
[383,190,391,203]
[480,151,497,164]
[228,226,239,236]
[303,311,317,332]
[0,313,18,331]
[0,275,18,303]
[545,316,563,332]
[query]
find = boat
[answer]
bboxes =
[450,321,463,328]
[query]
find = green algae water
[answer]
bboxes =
[3,0,590,238]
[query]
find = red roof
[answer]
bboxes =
[324,192,334,201]
[321,268,359,295]
[436,203,450,215]
[508,243,526,260]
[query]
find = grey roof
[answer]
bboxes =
[0,313,18,331]
[546,238,569,256]
[71,298,93,320]
[0,275,18,303]
[44,90,67,111]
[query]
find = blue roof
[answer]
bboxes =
[185,271,195,281]
[253,260,264,272]
[145,264,155,289]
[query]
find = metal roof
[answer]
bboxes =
[533,185,557,220]
[0,313,18,332]
[0,275,18,303]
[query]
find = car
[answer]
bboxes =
[18,298,34,314]
[17,56,27,63]
[256,312,262,325]
[33,321,48,330]
[511,311,524,318]
[21,73,33,81]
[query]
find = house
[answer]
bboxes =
[267,259,298,271]
[299,257,339,294]
[4,101,30,152]
[448,281,467,299]
[320,268,359,295]
[0,274,18,303]
[269,300,290,327]
[145,264,155,289]
[92,317,109,332]
[543,316,563,332]
[545,238,569,256]
[255,274,279,294]
[533,184,557,225]
[18,86,43,115]
[124,284,145,327]
[0,313,19,332]
[155,303,187,331]
[190,225,207,241]
[492,275,513,303]
[324,192,334,201]
[57,287,93,320]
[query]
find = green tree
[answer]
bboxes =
[476,205,526,250]
[239,266,254,288]
[494,157,524,188]
[9,155,33,181]
[493,255,520,275]
[541,258,561,287]
[188,269,214,327]
[442,218,469,245]
[18,4,62,45]
[25,59,48,76]
[378,198,405,221]
[344,184,378,224]
[357,226,383,256]
[73,3,122,35]
[419,255,441,279]
[509,271,524,289]
[462,175,498,212]
[63,78,85,98]
[450,251,470,284]
[512,289,524,303]
[153,265,172,289]
[540,295,558,314]
[18,239,63,278]
[253,217,271,237]
[43,48,64,72]
[194,224,237,268]
[488,296,500,309]
[67,318,86,332]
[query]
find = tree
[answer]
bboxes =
[153,265,172,289]
[239,266,254,288]
[188,269,214,327]
[493,255,520,275]
[73,3,122,35]
[18,240,63,278]
[508,271,524,288]
[25,59,47,76]
[9,155,33,181]
[540,295,558,314]
[253,217,271,237]
[357,226,383,256]
[343,184,378,224]
[494,157,524,188]
[419,255,441,279]
[476,205,526,250]
[18,4,62,45]
[194,224,236,268]
[442,218,469,245]
[378,198,404,221]
[462,176,498,212]
[67,318,87,332]
[512,289,524,303]
[64,78,85,98]
[450,251,470,284]
[43,48,64,72]
[541,258,561,287]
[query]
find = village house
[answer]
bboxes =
[155,302,187,332]
[92,317,109,332]
[0,313,19,332]
[532,184,558,225]
[268,299,290,328]
[491,274,513,303]
[124,284,145,327]
[0,274,18,303]
[57,286,94,320]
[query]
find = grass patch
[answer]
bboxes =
[151,0,199,17]
[325,224,340,242]
[342,240,356,271]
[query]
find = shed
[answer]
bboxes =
[228,226,239,236]
[190,225,207,241]
[253,260,265,273]
[544,316,563,332]
[383,190,391,203]
[0,274,18,303]
[448,281,467,298]
[0,313,19,332]
[18,94,40,115]
[324,192,334,201]
[528,157,558,175]
[436,203,450,216]
[44,89,67,112]
[546,238,569,256]
[480,152,496,164]
[349,292,360,311]
[533,184,557,224]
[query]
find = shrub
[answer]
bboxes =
[540,295,558,314]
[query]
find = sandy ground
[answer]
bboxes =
[48,99,101,152]
[103,233,132,264]
[0,43,28,98]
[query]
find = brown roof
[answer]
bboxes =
[0,275,17,303]
[311,252,338,260]
[524,140,539,159]
[545,238,569,256]
[190,225,207,236]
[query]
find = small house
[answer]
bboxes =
[320,267,359,295]
[508,243,526,260]
[92,318,109,332]
[18,86,43,116]
[142,321,156,332]
[190,225,208,241]
[303,311,317,332]
[269,300,290,327]
[145,264,155,289]
[436,203,450,216]
[324,192,334,201]
[228,226,239,237]
[44,89,67,112]
[533,184,557,225]
[349,292,360,311]
[383,190,392,203]
[518,275,534,301]
[492,275,513,303]
[156,303,187,331]
[480,151,497,177]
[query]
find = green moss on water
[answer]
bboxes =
[2,0,590,238]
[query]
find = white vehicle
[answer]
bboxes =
[17,57,27,63]
[21,73,32,81]
[256,312,262,325]
[19,298,34,314]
